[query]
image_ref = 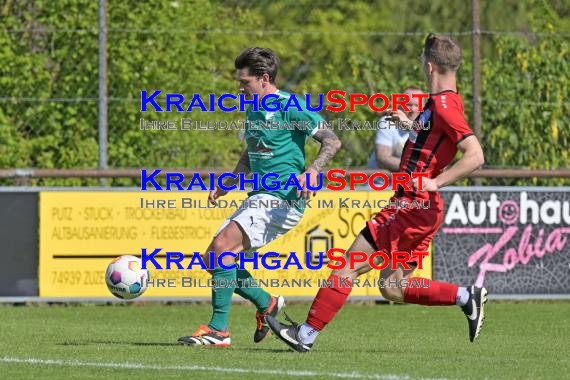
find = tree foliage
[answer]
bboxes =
[0,0,568,186]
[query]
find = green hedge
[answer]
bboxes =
[0,0,568,186]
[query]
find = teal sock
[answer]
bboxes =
[208,266,237,332]
[234,269,272,313]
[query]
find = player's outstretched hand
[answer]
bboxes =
[297,168,319,200]
[413,176,439,192]
[208,186,228,206]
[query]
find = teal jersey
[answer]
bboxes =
[245,90,324,212]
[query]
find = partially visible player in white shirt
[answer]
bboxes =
[368,86,425,187]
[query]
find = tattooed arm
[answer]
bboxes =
[308,129,342,172]
[297,129,342,199]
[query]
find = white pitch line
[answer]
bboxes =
[0,356,448,380]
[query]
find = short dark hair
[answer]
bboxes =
[422,34,461,73]
[235,47,280,83]
[403,86,423,93]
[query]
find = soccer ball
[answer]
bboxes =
[105,255,150,299]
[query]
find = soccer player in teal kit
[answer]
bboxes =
[178,47,341,346]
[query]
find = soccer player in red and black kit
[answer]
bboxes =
[267,34,487,352]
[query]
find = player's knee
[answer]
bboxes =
[379,283,404,302]
[211,235,229,255]
[208,237,236,266]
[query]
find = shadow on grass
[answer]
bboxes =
[57,341,179,347]
[56,340,405,354]
[57,341,286,352]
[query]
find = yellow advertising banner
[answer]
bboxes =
[39,191,431,298]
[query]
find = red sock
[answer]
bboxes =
[403,277,458,306]
[306,274,352,331]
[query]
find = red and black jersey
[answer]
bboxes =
[398,90,473,201]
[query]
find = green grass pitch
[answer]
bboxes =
[0,301,568,379]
